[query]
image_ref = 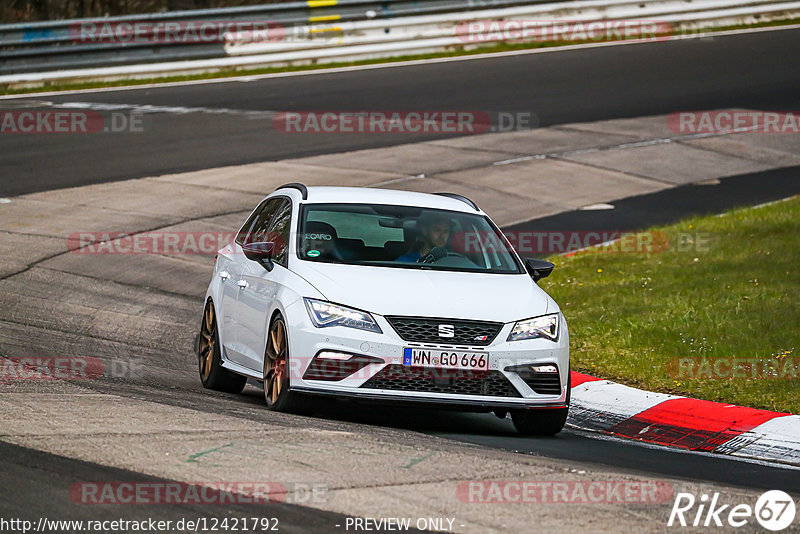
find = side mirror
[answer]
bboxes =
[242,241,275,270]
[524,258,554,282]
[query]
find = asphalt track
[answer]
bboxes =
[0,441,362,534]
[2,170,797,532]
[2,27,800,196]
[507,166,800,240]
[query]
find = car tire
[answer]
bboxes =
[198,301,247,394]
[511,373,571,436]
[263,315,313,414]
[511,407,568,436]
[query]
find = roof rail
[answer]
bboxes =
[276,182,308,200]
[434,192,479,211]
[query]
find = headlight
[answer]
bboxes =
[303,298,382,334]
[507,313,559,342]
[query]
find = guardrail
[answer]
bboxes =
[0,0,553,73]
[1,0,799,86]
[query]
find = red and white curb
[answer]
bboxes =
[568,371,800,467]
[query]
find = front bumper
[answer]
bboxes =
[284,299,570,408]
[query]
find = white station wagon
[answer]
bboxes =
[198,184,570,435]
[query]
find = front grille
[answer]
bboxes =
[361,364,521,397]
[385,316,503,346]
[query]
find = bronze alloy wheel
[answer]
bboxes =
[197,301,247,393]
[263,315,312,414]
[264,317,288,408]
[198,303,216,382]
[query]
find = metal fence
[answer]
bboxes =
[0,0,553,73]
[1,0,798,83]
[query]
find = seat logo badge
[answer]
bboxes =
[438,324,455,338]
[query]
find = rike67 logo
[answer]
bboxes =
[668,490,796,531]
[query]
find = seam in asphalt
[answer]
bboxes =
[0,206,252,282]
[546,155,675,185]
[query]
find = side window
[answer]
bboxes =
[239,198,283,245]
[267,200,293,267]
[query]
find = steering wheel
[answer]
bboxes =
[418,249,467,264]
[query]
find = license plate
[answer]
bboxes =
[403,348,489,370]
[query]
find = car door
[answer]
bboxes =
[222,197,283,367]
[234,198,293,372]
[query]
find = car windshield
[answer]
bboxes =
[298,203,523,274]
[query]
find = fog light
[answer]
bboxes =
[316,351,351,360]
[505,363,562,395]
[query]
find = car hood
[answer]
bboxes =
[292,262,551,323]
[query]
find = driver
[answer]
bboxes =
[396,213,453,263]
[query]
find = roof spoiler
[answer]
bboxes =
[435,192,479,211]
[276,182,308,200]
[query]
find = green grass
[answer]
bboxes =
[2,17,799,96]
[538,196,799,413]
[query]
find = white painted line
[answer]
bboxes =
[580,203,615,210]
[714,194,798,217]
[492,156,536,166]
[53,101,275,118]
[2,24,799,100]
[370,174,426,187]
[743,195,799,211]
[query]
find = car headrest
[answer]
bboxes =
[304,221,338,240]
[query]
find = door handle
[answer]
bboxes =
[237,279,248,289]
[219,270,230,280]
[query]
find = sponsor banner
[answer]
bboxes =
[456,480,674,504]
